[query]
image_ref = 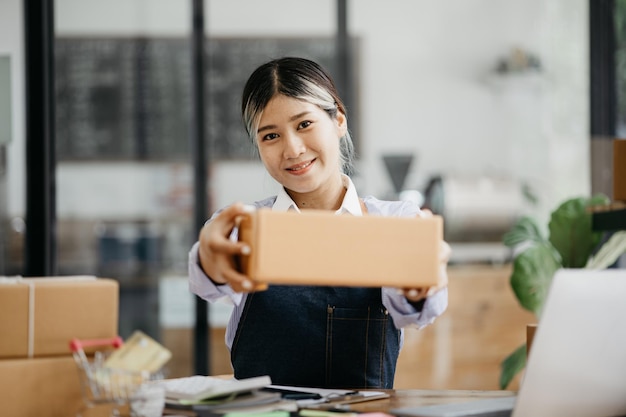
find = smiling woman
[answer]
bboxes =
[188,57,450,389]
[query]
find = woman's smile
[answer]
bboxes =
[286,158,316,175]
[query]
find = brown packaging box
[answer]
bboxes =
[238,209,443,288]
[0,355,124,417]
[0,277,119,358]
[614,139,626,201]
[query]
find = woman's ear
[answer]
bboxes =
[336,110,348,137]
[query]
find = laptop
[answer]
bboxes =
[393,268,626,417]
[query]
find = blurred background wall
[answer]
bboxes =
[4,0,590,227]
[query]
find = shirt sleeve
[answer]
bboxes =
[188,241,243,305]
[382,286,448,329]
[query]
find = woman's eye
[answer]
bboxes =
[298,120,312,129]
[262,133,279,141]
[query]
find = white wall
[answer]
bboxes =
[3,0,590,226]
[348,0,589,222]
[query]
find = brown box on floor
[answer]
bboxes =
[0,355,125,417]
[238,208,443,289]
[0,277,119,358]
[614,139,626,201]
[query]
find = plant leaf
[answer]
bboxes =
[503,216,545,248]
[510,243,561,315]
[499,343,527,389]
[586,231,626,269]
[548,195,609,268]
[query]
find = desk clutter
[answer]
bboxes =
[160,381,391,417]
[165,409,397,417]
[157,375,271,403]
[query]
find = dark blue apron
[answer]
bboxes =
[230,285,401,389]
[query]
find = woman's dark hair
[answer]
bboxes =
[241,57,355,176]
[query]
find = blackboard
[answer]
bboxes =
[55,37,358,161]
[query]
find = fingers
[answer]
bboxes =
[206,235,250,257]
[222,267,255,292]
[200,239,257,292]
[208,203,255,237]
[417,208,433,218]
[404,284,442,300]
[403,287,432,302]
[198,203,259,292]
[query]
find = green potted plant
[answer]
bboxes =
[499,194,626,389]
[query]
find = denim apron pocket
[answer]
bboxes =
[326,304,399,389]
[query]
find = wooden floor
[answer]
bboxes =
[162,264,535,390]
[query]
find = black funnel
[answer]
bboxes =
[383,154,414,194]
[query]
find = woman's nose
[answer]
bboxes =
[282,134,306,158]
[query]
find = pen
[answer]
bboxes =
[327,393,365,403]
[299,408,358,416]
[284,393,323,400]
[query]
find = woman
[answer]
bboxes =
[188,57,449,389]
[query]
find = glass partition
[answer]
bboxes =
[54,0,195,377]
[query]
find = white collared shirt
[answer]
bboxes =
[188,175,448,351]
[272,174,362,215]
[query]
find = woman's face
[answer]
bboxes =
[255,94,347,195]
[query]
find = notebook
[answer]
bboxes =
[393,268,626,417]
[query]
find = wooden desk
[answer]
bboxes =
[349,389,516,414]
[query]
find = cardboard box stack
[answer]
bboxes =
[0,276,120,417]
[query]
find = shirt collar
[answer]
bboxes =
[272,174,363,216]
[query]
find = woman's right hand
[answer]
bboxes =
[197,203,256,292]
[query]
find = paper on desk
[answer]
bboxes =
[267,385,389,407]
[268,384,385,397]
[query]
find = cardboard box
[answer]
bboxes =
[238,209,443,288]
[0,277,118,358]
[614,139,626,201]
[0,355,124,417]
